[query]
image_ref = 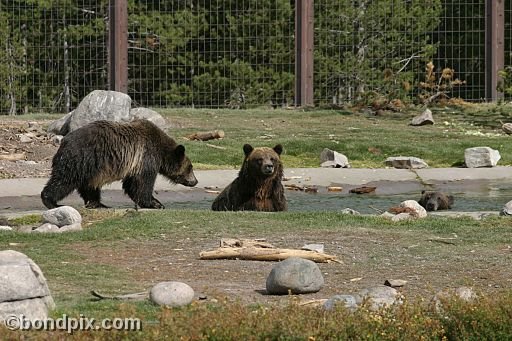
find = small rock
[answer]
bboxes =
[340,208,360,215]
[358,285,401,311]
[266,257,324,295]
[411,108,434,126]
[500,200,512,216]
[42,206,82,227]
[302,244,324,253]
[149,281,195,307]
[320,148,350,168]
[384,279,408,288]
[323,294,359,312]
[19,134,33,143]
[391,213,414,222]
[58,223,83,233]
[464,147,501,168]
[33,223,60,233]
[432,286,477,313]
[399,200,427,218]
[0,226,12,231]
[384,156,428,169]
[52,135,64,145]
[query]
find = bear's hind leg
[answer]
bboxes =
[78,186,109,209]
[41,178,76,209]
[122,175,164,209]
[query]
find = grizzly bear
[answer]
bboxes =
[41,119,198,209]
[211,144,287,211]
[418,190,454,211]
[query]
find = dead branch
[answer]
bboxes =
[200,246,342,263]
[90,290,148,301]
[186,130,225,141]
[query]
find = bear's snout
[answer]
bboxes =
[262,163,274,175]
[426,201,438,211]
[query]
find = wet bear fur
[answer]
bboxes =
[41,119,198,209]
[212,144,287,211]
[418,190,454,211]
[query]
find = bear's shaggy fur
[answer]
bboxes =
[211,144,287,211]
[41,119,198,209]
[418,190,454,211]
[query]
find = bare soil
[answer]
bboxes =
[0,120,56,179]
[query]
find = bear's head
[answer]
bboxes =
[163,145,198,187]
[419,190,454,211]
[242,144,283,178]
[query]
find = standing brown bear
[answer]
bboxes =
[418,190,454,211]
[41,120,198,209]
[212,144,287,211]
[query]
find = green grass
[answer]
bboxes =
[154,104,512,169]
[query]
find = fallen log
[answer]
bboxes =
[199,246,341,263]
[186,130,225,141]
[0,153,26,161]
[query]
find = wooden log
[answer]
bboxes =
[186,130,225,141]
[220,238,275,248]
[199,247,341,263]
[0,153,26,161]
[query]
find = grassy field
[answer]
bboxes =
[156,103,512,169]
[2,104,512,338]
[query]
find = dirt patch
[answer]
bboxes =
[0,120,57,178]
[69,227,512,304]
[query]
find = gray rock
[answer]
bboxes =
[320,148,350,168]
[0,250,55,322]
[340,208,360,215]
[47,112,73,135]
[67,90,132,133]
[42,206,82,227]
[411,108,434,126]
[130,107,167,127]
[464,147,501,168]
[323,294,359,312]
[391,212,415,222]
[384,279,408,288]
[266,257,324,295]
[500,200,512,216]
[302,244,324,253]
[59,223,83,233]
[51,135,64,145]
[19,134,33,143]
[0,226,12,231]
[384,156,428,169]
[358,285,401,311]
[399,200,427,218]
[33,223,60,233]
[150,281,195,307]
[432,286,477,313]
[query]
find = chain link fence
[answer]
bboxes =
[0,0,510,114]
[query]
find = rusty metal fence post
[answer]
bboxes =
[295,0,314,107]
[108,0,128,93]
[485,0,505,101]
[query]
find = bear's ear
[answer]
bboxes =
[273,144,283,156]
[175,145,186,159]
[243,144,254,157]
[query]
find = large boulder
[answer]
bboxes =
[266,257,324,295]
[411,108,434,126]
[464,147,501,168]
[0,250,55,321]
[130,107,167,128]
[42,206,82,227]
[357,285,401,311]
[68,90,132,133]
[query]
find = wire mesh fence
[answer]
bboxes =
[0,0,510,114]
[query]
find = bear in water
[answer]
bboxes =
[418,190,454,211]
[212,144,287,211]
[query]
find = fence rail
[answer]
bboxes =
[0,0,510,114]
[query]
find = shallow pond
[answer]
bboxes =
[168,180,512,213]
